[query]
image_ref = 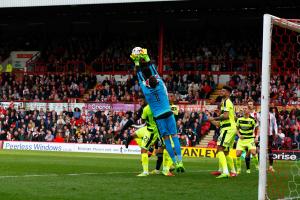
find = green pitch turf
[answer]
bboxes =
[0,150,297,200]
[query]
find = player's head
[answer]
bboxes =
[247,99,255,110]
[138,95,146,106]
[149,76,158,88]
[140,63,152,80]
[125,111,132,119]
[168,92,175,103]
[221,85,232,98]
[243,106,250,116]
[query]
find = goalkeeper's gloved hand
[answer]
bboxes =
[139,48,150,62]
[130,48,150,66]
[130,54,141,66]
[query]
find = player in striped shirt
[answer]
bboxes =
[236,105,259,174]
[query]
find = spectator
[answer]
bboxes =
[45,130,54,142]
[54,130,64,142]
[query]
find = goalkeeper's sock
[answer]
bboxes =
[164,138,176,164]
[218,151,229,174]
[141,153,149,173]
[236,156,242,171]
[252,154,259,169]
[245,156,251,170]
[155,153,163,170]
[171,136,182,162]
[226,155,236,173]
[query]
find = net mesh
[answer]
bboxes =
[267,18,300,200]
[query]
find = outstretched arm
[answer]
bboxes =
[136,70,145,85]
[149,64,161,78]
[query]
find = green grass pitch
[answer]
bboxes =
[0,150,297,200]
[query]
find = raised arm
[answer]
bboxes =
[149,64,159,77]
[136,70,145,84]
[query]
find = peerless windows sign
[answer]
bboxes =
[2,141,299,161]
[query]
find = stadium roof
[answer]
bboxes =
[0,0,298,25]
[0,0,179,8]
[0,0,299,9]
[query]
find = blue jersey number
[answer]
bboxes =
[154,93,160,102]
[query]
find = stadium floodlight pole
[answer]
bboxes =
[259,14,300,200]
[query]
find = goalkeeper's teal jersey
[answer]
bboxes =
[137,64,171,118]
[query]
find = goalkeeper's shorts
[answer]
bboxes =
[155,114,177,137]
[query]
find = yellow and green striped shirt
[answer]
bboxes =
[220,98,236,130]
[236,116,256,138]
[141,105,157,132]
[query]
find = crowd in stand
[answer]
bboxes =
[219,72,300,106]
[86,73,216,103]
[0,71,217,102]
[0,73,97,101]
[0,104,214,147]
[271,106,300,150]
[0,29,262,74]
[90,37,261,73]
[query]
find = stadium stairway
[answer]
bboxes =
[197,130,215,147]
[210,84,223,99]
[209,84,224,103]
[83,85,97,101]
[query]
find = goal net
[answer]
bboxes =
[260,14,300,200]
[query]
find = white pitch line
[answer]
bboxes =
[0,170,212,179]
[23,174,58,177]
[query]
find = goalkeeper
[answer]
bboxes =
[151,92,178,176]
[131,48,184,172]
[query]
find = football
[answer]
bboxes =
[131,47,143,56]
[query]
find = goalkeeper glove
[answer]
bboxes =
[130,48,150,66]
[140,48,150,62]
[130,54,141,66]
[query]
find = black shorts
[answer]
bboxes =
[268,135,274,148]
[233,141,237,149]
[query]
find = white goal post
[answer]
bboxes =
[259,14,300,200]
